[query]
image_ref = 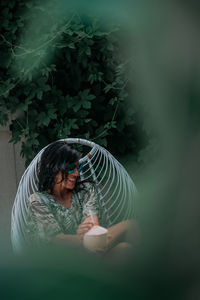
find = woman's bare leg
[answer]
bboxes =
[104,219,139,263]
[107,219,139,249]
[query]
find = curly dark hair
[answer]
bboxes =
[38,141,83,194]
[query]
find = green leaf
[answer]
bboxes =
[68,43,75,49]
[17,97,32,111]
[43,84,51,92]
[79,110,89,118]
[109,97,118,105]
[73,102,81,113]
[88,74,96,84]
[63,118,79,134]
[48,108,57,120]
[82,101,91,109]
[85,47,91,56]
[71,90,95,112]
[104,84,113,93]
[1,14,135,165]
[85,118,91,123]
[37,90,43,100]
[37,112,50,126]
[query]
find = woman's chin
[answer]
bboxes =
[65,184,75,190]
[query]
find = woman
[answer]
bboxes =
[26,141,134,253]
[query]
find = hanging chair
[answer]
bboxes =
[11,138,137,253]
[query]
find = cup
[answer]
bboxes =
[83,225,108,252]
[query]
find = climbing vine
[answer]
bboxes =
[0,0,138,165]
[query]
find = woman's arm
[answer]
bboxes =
[53,214,99,244]
[77,184,100,237]
[107,220,134,249]
[76,214,99,237]
[82,214,99,225]
[52,233,82,246]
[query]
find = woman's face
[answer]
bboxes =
[54,162,80,192]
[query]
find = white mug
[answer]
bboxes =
[83,225,108,252]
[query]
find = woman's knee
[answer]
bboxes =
[113,242,132,249]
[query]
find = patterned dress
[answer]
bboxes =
[26,183,99,247]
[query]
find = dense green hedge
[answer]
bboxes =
[0,0,142,165]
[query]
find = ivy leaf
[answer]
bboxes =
[1,13,135,166]
[37,90,43,100]
[45,104,57,120]
[79,110,89,118]
[80,89,95,101]
[109,97,118,105]
[49,108,57,120]
[43,84,51,92]
[82,101,91,109]
[88,74,96,84]
[104,84,113,93]
[37,112,50,126]
[85,118,91,123]
[63,119,79,134]
[71,90,95,112]
[68,43,75,49]
[28,133,39,146]
[104,121,116,130]
[72,100,81,113]
[17,97,32,111]
[85,47,91,56]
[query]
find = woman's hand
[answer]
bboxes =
[77,214,99,238]
[83,214,99,226]
[77,222,93,237]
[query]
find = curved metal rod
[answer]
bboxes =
[97,151,120,201]
[103,161,131,223]
[102,160,124,214]
[11,138,136,252]
[110,165,136,221]
[95,154,111,190]
[110,170,128,223]
[82,149,104,182]
[95,155,110,195]
[80,148,101,178]
[87,148,107,183]
[95,153,115,198]
[79,145,99,166]
[126,178,135,218]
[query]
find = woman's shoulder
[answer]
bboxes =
[29,192,48,204]
[28,192,54,214]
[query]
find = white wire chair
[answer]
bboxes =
[11,138,137,253]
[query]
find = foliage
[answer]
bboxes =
[0,0,140,165]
